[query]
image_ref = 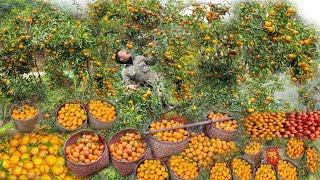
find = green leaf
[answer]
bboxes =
[43,142,53,147]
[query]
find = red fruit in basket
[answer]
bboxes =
[289,134,295,138]
[288,113,295,118]
[296,133,303,137]
[309,126,316,132]
[306,121,312,126]
[304,130,311,135]
[284,131,291,135]
[288,126,294,131]
[291,130,297,134]
[309,133,316,139]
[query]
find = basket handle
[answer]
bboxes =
[143,116,235,135]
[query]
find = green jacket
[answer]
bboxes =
[121,55,159,88]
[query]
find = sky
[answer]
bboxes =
[49,0,320,28]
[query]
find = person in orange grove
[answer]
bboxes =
[115,49,175,112]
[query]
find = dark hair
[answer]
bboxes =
[115,50,121,64]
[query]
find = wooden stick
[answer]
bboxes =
[143,117,235,135]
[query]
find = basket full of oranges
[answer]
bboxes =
[149,119,189,158]
[87,99,117,130]
[9,102,40,132]
[55,102,88,132]
[204,111,238,141]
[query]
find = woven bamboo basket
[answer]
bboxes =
[134,158,169,180]
[305,146,320,174]
[9,102,39,133]
[231,157,253,180]
[209,161,233,180]
[203,111,238,141]
[254,163,277,180]
[277,159,298,180]
[108,128,152,176]
[285,139,305,166]
[244,145,262,169]
[63,130,110,177]
[167,163,200,180]
[55,102,88,132]
[87,99,118,130]
[149,120,190,159]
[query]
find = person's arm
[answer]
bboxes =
[122,70,137,90]
[145,55,157,66]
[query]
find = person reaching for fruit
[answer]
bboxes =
[115,49,175,112]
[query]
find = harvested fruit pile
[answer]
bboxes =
[306,147,320,173]
[277,160,298,180]
[136,159,169,180]
[149,120,188,142]
[231,158,252,180]
[88,100,117,122]
[255,164,276,180]
[286,111,320,139]
[208,112,238,131]
[245,141,262,154]
[109,132,147,161]
[11,104,38,119]
[0,132,73,180]
[286,138,304,159]
[65,134,105,164]
[57,103,87,130]
[169,155,199,179]
[244,112,286,139]
[180,132,237,168]
[209,162,232,180]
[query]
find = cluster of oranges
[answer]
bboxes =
[255,164,276,180]
[209,162,232,180]
[286,138,304,159]
[180,132,236,168]
[150,120,188,142]
[244,112,286,139]
[89,100,117,122]
[57,103,87,130]
[231,158,252,180]
[277,160,298,180]
[11,104,38,120]
[306,147,320,173]
[110,132,147,161]
[0,132,73,180]
[208,112,238,131]
[245,141,262,154]
[136,159,169,180]
[65,134,105,164]
[169,155,199,179]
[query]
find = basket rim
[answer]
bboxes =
[244,141,263,155]
[108,128,148,163]
[134,158,169,180]
[306,146,320,173]
[87,99,118,123]
[277,159,299,180]
[209,161,232,179]
[231,157,253,180]
[148,119,190,144]
[168,158,200,180]
[285,138,305,160]
[63,130,108,166]
[55,101,88,131]
[254,162,277,177]
[9,102,40,121]
[204,111,238,133]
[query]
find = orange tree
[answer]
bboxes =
[0,3,50,101]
